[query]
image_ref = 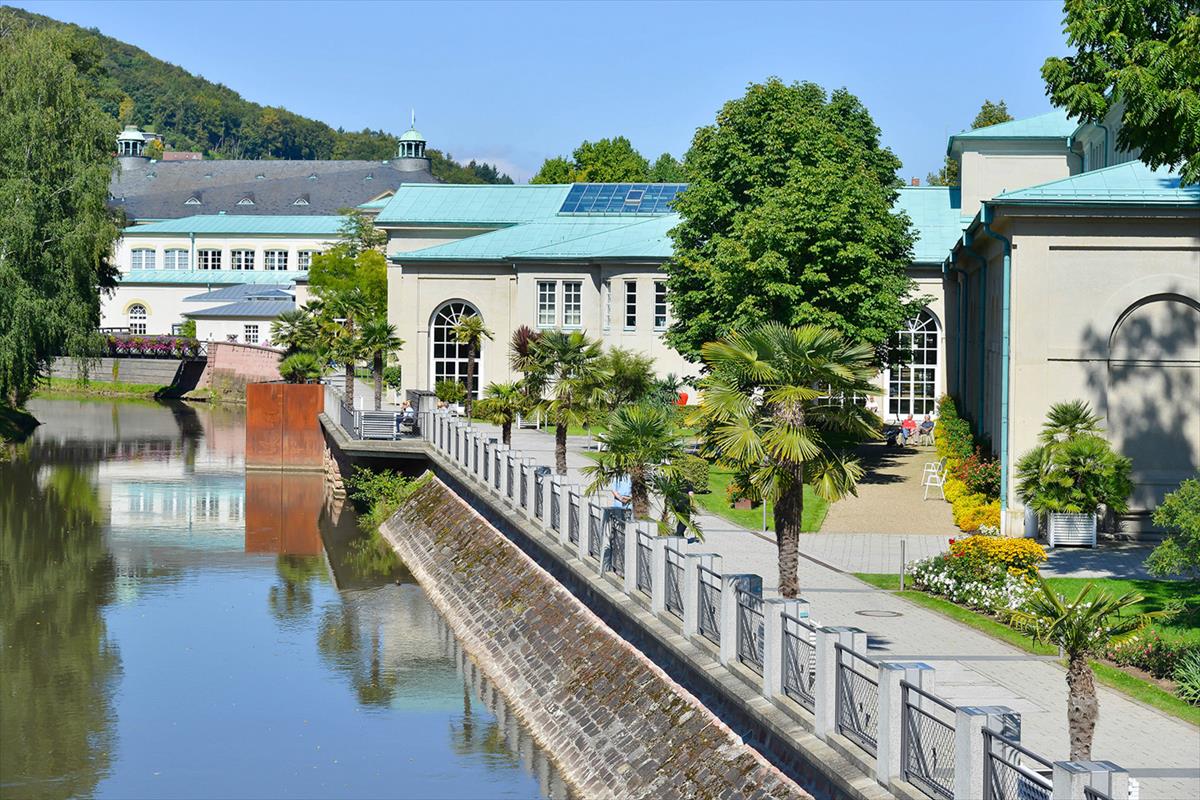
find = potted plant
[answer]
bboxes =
[1015,401,1133,547]
[726,479,757,511]
[434,379,467,415]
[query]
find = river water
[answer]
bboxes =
[1,399,570,800]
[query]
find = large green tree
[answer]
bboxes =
[1043,0,1200,185]
[648,152,687,182]
[665,79,918,362]
[927,99,1014,185]
[531,136,655,183]
[0,21,121,407]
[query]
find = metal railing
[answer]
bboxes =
[608,514,626,577]
[473,436,480,473]
[534,468,545,519]
[587,504,601,561]
[493,449,502,490]
[697,565,721,645]
[520,464,529,508]
[568,490,580,544]
[635,530,652,596]
[664,546,684,619]
[339,401,359,437]
[1084,786,1115,800]
[482,440,490,483]
[835,642,880,756]
[550,484,561,532]
[506,455,515,500]
[982,727,1053,800]
[781,612,817,710]
[736,589,764,674]
[454,426,461,462]
[902,680,957,800]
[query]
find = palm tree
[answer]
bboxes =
[599,347,656,410]
[1039,399,1104,445]
[451,314,493,421]
[358,316,404,410]
[527,330,609,475]
[1012,577,1160,760]
[693,323,880,598]
[270,309,319,356]
[583,403,687,519]
[474,381,527,445]
[318,289,369,409]
[278,352,323,384]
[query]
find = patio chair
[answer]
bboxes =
[923,464,948,501]
[917,426,935,446]
[922,456,946,480]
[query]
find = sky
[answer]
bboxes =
[15,0,1072,183]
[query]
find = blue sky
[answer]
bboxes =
[17,0,1071,182]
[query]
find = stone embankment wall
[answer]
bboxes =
[194,342,282,399]
[50,356,183,386]
[381,477,809,800]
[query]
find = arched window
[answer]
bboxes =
[128,303,148,335]
[430,301,482,398]
[886,309,939,417]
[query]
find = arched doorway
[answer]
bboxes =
[885,309,939,418]
[429,301,482,398]
[128,303,148,335]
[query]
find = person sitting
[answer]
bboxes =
[918,414,935,445]
[900,414,918,445]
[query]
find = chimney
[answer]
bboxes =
[911,177,920,186]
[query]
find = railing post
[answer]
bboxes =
[814,626,866,740]
[954,705,1020,800]
[621,521,643,593]
[682,553,719,638]
[719,574,762,666]
[519,458,535,516]
[556,482,574,548]
[763,598,808,700]
[581,500,600,565]
[877,661,935,786]
[1052,761,1130,800]
[651,536,686,615]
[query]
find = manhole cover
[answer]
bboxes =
[855,609,903,618]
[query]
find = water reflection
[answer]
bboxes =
[0,399,570,799]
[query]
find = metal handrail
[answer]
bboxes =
[982,727,1053,800]
[835,641,880,756]
[781,612,817,710]
[635,530,652,596]
[901,680,957,800]
[664,546,684,619]
[697,565,722,645]
[735,588,764,674]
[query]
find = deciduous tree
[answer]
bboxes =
[927,99,1013,185]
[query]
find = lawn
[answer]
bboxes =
[697,466,828,533]
[33,376,170,399]
[853,572,1200,724]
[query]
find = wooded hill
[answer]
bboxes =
[3,6,513,183]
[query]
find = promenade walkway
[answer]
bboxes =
[454,419,1200,799]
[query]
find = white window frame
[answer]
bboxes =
[297,250,319,270]
[562,281,582,328]
[537,280,557,328]
[164,249,188,270]
[885,309,940,418]
[231,249,255,271]
[430,301,484,399]
[653,280,668,330]
[624,280,637,330]
[131,248,156,270]
[603,280,611,331]
[264,250,289,271]
[197,249,222,270]
[243,323,260,344]
[128,303,147,335]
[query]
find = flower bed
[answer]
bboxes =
[908,534,1047,614]
[104,334,202,358]
[935,395,1001,531]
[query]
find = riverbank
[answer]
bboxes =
[0,404,39,443]
[33,376,171,400]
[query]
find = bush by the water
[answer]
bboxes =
[346,467,428,528]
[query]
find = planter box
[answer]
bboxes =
[1047,511,1097,548]
[732,498,754,511]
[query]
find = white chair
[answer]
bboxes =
[922,456,946,480]
[923,465,948,501]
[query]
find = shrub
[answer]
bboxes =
[909,550,1038,613]
[435,379,466,405]
[382,365,403,390]
[934,395,975,463]
[949,535,1046,578]
[952,492,1001,532]
[1147,475,1200,580]
[1174,650,1200,705]
[346,467,429,529]
[1106,631,1200,680]
[953,449,1001,499]
[676,454,711,493]
[944,477,970,504]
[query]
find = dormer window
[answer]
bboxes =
[307,173,318,181]
[185,196,201,205]
[237,196,255,206]
[255,174,265,180]
[293,196,309,206]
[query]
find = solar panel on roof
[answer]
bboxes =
[558,183,685,215]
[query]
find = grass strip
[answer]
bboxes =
[34,377,170,399]
[695,465,828,533]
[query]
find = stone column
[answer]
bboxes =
[954,705,1020,800]
[762,598,809,700]
[651,536,687,616]
[682,553,720,638]
[718,574,763,666]
[814,626,867,740]
[1052,761,1130,800]
[553,479,569,547]
[876,661,936,786]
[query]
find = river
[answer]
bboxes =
[0,398,570,800]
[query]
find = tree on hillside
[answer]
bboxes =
[648,152,687,182]
[927,99,1014,185]
[665,79,919,362]
[1043,0,1200,185]
[0,21,121,407]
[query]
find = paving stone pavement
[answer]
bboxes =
[463,420,1200,799]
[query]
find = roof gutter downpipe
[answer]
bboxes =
[960,233,987,429]
[981,203,1013,537]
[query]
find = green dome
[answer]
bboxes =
[399,128,425,142]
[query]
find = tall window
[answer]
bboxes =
[231,249,255,271]
[653,281,668,330]
[197,249,221,270]
[128,303,147,335]
[624,280,637,330]
[537,281,557,328]
[603,281,612,331]
[243,324,259,344]
[131,248,156,269]
[563,281,582,328]
[164,249,188,269]
[431,301,483,399]
[887,310,939,417]
[297,250,319,270]
[264,250,289,271]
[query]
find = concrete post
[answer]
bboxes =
[621,521,642,594]
[814,626,867,740]
[762,598,809,700]
[651,536,686,616]
[954,705,1020,800]
[876,661,936,786]
[718,574,763,666]
[1052,761,1130,800]
[552,479,568,546]
[682,553,720,638]
[492,445,508,498]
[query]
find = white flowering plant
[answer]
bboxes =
[908,551,1038,614]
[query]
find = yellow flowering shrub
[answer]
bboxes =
[949,535,1046,577]
[943,478,969,504]
[951,493,1001,532]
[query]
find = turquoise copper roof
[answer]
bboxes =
[947,110,1076,155]
[120,269,308,285]
[184,298,295,319]
[894,186,966,264]
[123,215,347,236]
[993,161,1200,206]
[357,196,393,210]
[375,184,573,225]
[392,214,677,262]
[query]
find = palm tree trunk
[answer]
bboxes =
[555,423,568,475]
[631,474,649,520]
[502,420,512,446]
[373,352,383,410]
[1066,655,1098,760]
[344,361,355,409]
[464,343,476,421]
[774,474,805,598]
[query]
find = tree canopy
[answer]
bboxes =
[1043,0,1200,185]
[0,20,121,406]
[664,78,919,362]
[927,99,1013,185]
[531,136,683,183]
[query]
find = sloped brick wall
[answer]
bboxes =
[380,477,809,800]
